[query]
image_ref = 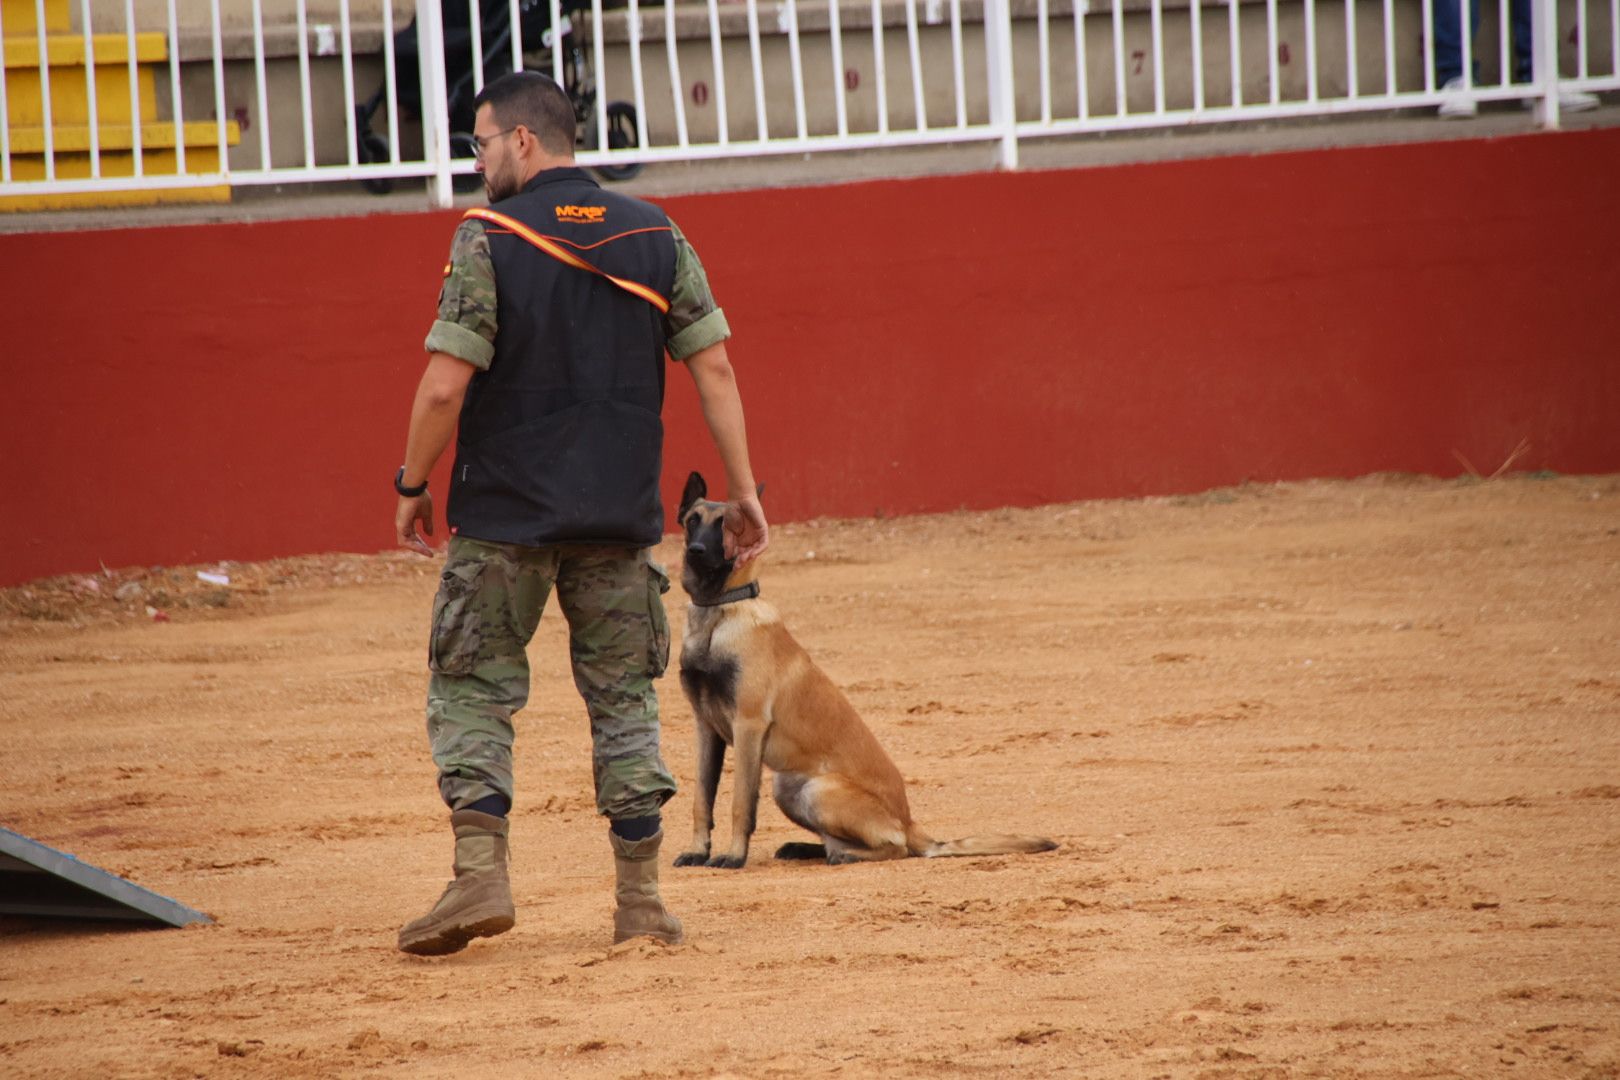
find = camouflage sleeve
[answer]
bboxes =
[664,217,731,362]
[424,219,497,370]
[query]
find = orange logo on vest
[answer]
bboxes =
[555,204,607,224]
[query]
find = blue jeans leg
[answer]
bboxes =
[1510,0,1534,83]
[1432,0,1482,84]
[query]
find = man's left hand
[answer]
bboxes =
[724,494,769,565]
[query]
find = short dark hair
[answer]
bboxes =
[472,71,577,156]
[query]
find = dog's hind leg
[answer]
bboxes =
[823,835,908,864]
[675,721,726,867]
[809,780,910,863]
[774,842,829,859]
[771,773,828,859]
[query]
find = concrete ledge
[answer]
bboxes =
[171,20,391,63]
[158,0,1263,60]
[579,0,1255,46]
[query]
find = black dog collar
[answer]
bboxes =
[692,582,760,608]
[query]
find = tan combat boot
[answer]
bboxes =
[398,809,515,956]
[611,830,684,944]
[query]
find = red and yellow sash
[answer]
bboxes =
[463,207,671,314]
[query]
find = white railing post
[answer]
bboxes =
[417,0,454,207]
[984,0,1018,168]
[1531,0,1561,128]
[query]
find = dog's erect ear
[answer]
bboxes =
[755,482,765,501]
[678,471,707,519]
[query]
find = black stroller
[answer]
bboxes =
[355,0,642,193]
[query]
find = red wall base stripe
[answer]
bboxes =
[4,127,1617,586]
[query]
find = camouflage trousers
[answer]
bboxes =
[425,535,677,820]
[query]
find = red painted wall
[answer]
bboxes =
[5,127,1618,586]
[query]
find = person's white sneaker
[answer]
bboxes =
[1520,89,1601,113]
[1437,76,1478,119]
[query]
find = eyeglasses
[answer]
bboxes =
[472,126,519,161]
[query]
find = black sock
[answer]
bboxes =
[609,814,661,841]
[462,794,510,818]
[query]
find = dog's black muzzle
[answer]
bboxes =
[682,515,737,600]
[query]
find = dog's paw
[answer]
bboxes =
[774,841,827,860]
[826,852,860,866]
[705,854,748,870]
[672,850,710,867]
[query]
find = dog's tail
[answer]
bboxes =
[907,826,1057,858]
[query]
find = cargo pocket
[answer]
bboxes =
[428,558,485,676]
[646,559,671,677]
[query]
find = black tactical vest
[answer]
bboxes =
[447,168,678,547]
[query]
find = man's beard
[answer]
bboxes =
[484,163,520,203]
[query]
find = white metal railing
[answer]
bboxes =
[1014,0,1619,140]
[0,0,1613,208]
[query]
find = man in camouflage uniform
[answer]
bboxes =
[391,71,768,956]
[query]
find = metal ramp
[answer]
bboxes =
[0,827,212,927]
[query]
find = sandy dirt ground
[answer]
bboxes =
[1,474,1617,1079]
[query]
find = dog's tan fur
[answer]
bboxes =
[672,473,1057,869]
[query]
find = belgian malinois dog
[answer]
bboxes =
[671,472,1058,869]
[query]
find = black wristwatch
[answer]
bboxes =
[394,467,428,497]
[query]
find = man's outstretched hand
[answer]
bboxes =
[724,494,769,565]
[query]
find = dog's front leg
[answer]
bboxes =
[707,719,765,869]
[675,721,726,866]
